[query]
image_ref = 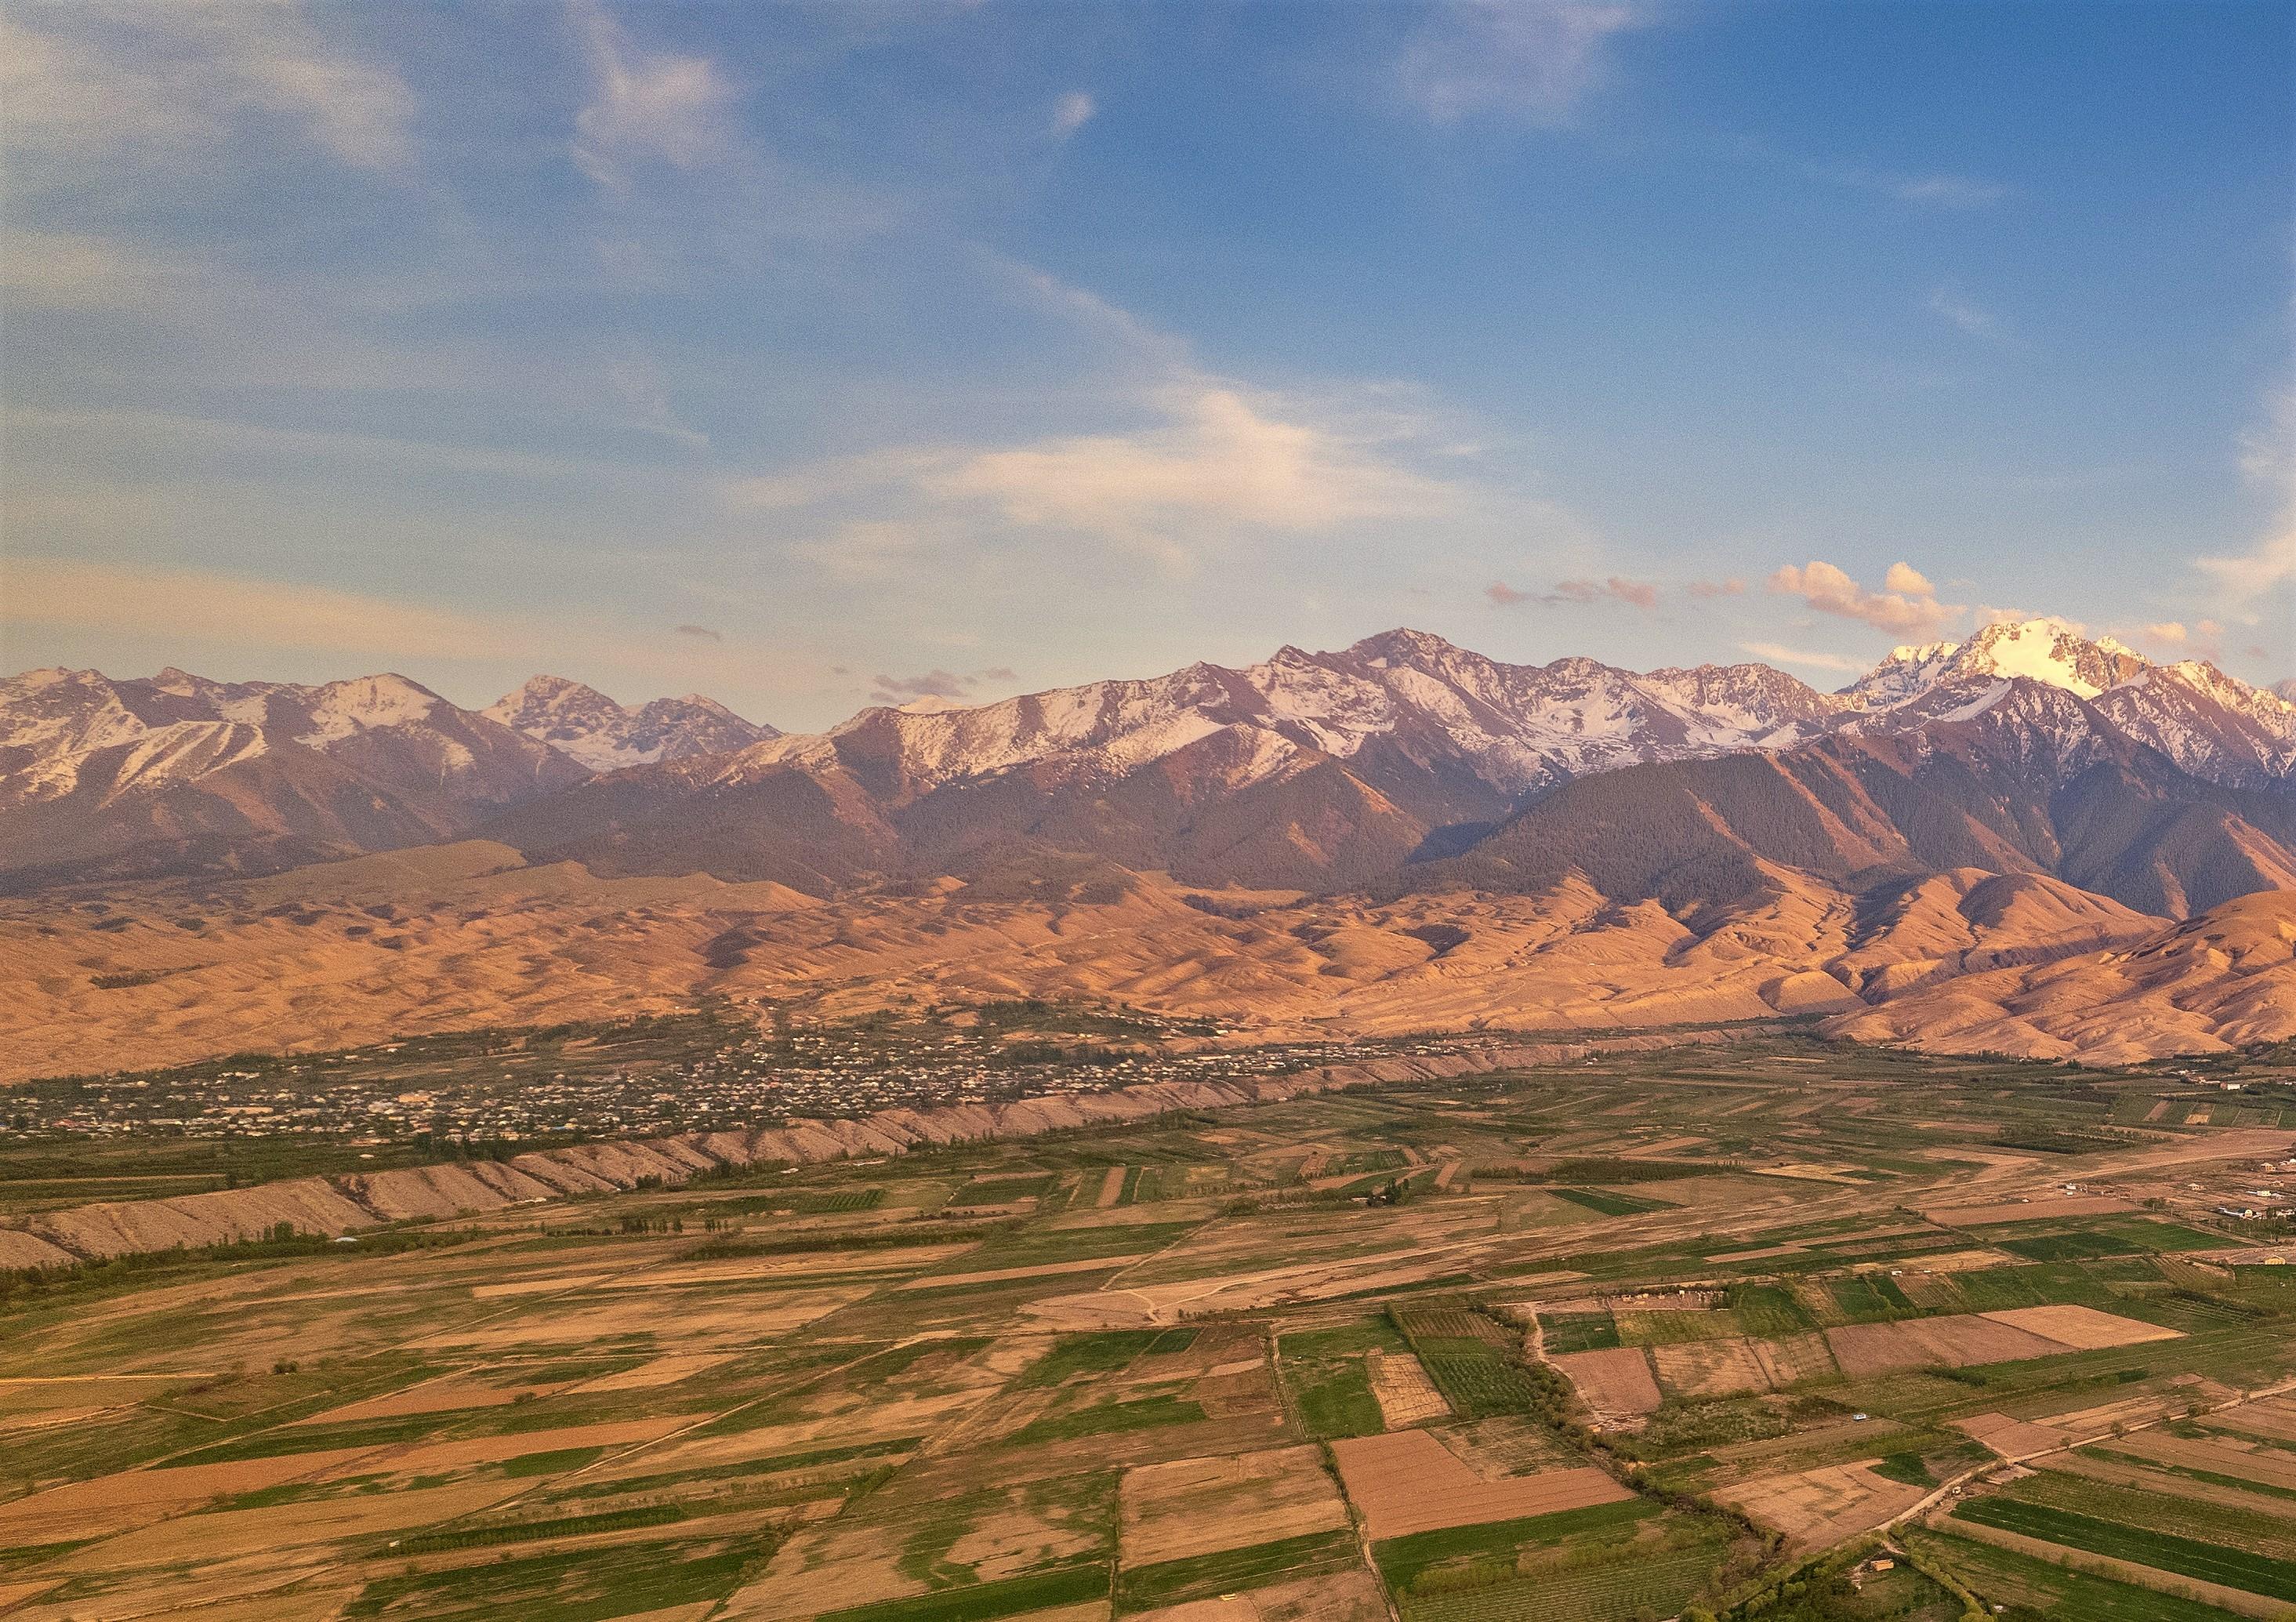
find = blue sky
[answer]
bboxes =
[2,0,2290,728]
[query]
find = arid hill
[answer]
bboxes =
[1829,888,2296,1064]
[6,840,2283,1079]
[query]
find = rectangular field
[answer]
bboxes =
[1327,1427,1631,1540]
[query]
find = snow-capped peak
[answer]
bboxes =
[1945,618,2145,699]
[296,673,441,743]
[485,675,774,771]
[1844,619,2149,709]
[734,629,1851,804]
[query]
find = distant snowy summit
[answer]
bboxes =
[3,619,2291,898]
[484,676,775,772]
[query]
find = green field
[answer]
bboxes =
[0,1038,2284,1622]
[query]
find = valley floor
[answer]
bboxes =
[0,1047,2292,1620]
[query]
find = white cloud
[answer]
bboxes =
[570,1,741,192]
[1740,641,1866,675]
[2137,619,2224,659]
[733,381,1456,573]
[2197,531,2296,600]
[1768,559,1962,638]
[2239,390,2294,486]
[1050,91,1096,139]
[934,386,1446,539]
[2196,392,2296,618]
[1398,1,1645,127]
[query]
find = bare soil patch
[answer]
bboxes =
[1548,1346,1662,1416]
[50,1480,524,1573]
[0,1450,375,1544]
[1826,1312,2070,1375]
[1922,1193,2135,1226]
[325,1416,684,1478]
[2110,1430,2296,1491]
[1365,1349,1451,1428]
[570,1352,736,1392]
[1749,1332,1837,1388]
[1127,1570,1385,1622]
[2206,1396,2296,1444]
[899,1254,1152,1290]
[413,1283,867,1346]
[1326,1427,1630,1540]
[1950,1411,2074,1458]
[1895,1313,2068,1366]
[1118,1442,1348,1565]
[291,1370,568,1425]
[1652,1337,1769,1399]
[1977,1304,2182,1351]
[1718,1461,1927,1551]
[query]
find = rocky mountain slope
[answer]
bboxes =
[484,676,774,771]
[488,619,2296,913]
[5,620,2290,970]
[0,668,588,889]
[0,667,771,890]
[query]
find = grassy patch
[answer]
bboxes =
[391,1503,684,1554]
[1016,1332,1161,1389]
[1952,1495,2296,1600]
[1727,1282,1819,1337]
[814,1565,1111,1622]
[499,1446,608,1478]
[1916,1528,2264,1622]
[1869,1451,1935,1487]
[1373,1498,1656,1591]
[1540,1312,1621,1354]
[1005,1393,1206,1446]
[344,1533,773,1621]
[1548,1187,1672,1217]
[1824,1272,1916,1322]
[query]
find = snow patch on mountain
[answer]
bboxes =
[485,676,774,771]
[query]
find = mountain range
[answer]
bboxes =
[6,618,2296,1069]
[7,621,2295,919]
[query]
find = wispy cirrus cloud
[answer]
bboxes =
[1,3,417,187]
[2195,391,2295,637]
[1398,1,1646,127]
[1050,91,1096,139]
[1808,161,2008,209]
[1928,282,2013,343]
[1769,559,1961,638]
[732,376,1460,575]
[569,0,742,192]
